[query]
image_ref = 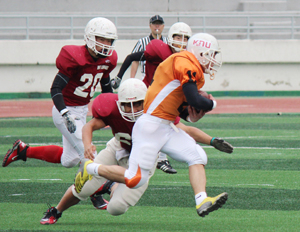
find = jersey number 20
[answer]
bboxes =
[74,73,103,98]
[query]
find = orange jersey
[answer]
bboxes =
[144,51,205,121]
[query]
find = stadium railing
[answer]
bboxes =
[0,13,300,40]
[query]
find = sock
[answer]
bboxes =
[157,152,167,162]
[195,192,207,206]
[27,146,63,163]
[86,163,101,176]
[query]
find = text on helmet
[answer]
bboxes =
[193,40,211,48]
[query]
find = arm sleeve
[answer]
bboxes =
[117,51,145,79]
[50,72,69,113]
[100,76,113,93]
[182,82,214,111]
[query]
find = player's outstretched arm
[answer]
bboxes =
[176,122,234,154]
[176,122,211,144]
[82,118,106,160]
[117,51,145,80]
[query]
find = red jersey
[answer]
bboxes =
[56,45,117,106]
[143,40,173,87]
[92,93,134,152]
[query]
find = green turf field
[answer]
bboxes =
[0,113,300,232]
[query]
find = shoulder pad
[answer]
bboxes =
[92,93,118,118]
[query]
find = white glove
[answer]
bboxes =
[110,76,121,89]
[62,111,76,133]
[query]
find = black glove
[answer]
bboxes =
[210,137,233,154]
[110,76,121,89]
[62,111,76,133]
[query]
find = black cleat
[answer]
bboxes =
[40,206,62,225]
[94,180,114,195]
[156,160,177,174]
[90,194,109,210]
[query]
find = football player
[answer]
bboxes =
[77,33,229,218]
[111,22,232,174]
[40,78,150,224]
[3,17,118,209]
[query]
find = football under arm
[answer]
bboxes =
[50,72,69,113]
[117,51,145,79]
[182,82,214,112]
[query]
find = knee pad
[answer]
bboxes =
[124,167,149,189]
[195,145,207,165]
[187,145,208,166]
[61,154,80,168]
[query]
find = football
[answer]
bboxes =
[198,90,209,99]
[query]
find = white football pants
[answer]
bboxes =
[125,113,207,189]
[52,105,88,168]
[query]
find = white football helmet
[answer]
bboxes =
[117,78,147,122]
[167,22,192,52]
[186,33,222,79]
[84,17,118,56]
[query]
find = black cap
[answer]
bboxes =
[149,15,164,24]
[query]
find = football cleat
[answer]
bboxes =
[40,206,62,225]
[94,180,114,196]
[2,139,28,167]
[75,159,93,193]
[90,194,109,210]
[196,192,228,217]
[156,160,177,174]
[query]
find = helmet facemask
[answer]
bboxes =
[116,78,148,122]
[117,100,144,122]
[84,17,118,57]
[167,22,192,53]
[200,50,222,79]
[169,34,189,52]
[85,35,115,56]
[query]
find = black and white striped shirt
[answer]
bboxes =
[131,34,168,76]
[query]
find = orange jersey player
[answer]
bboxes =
[144,50,209,121]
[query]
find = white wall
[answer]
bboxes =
[0,39,300,93]
[1,0,300,12]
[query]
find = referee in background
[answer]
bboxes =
[130,15,167,79]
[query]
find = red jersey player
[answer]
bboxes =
[40,78,151,224]
[3,17,118,209]
[113,22,192,88]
